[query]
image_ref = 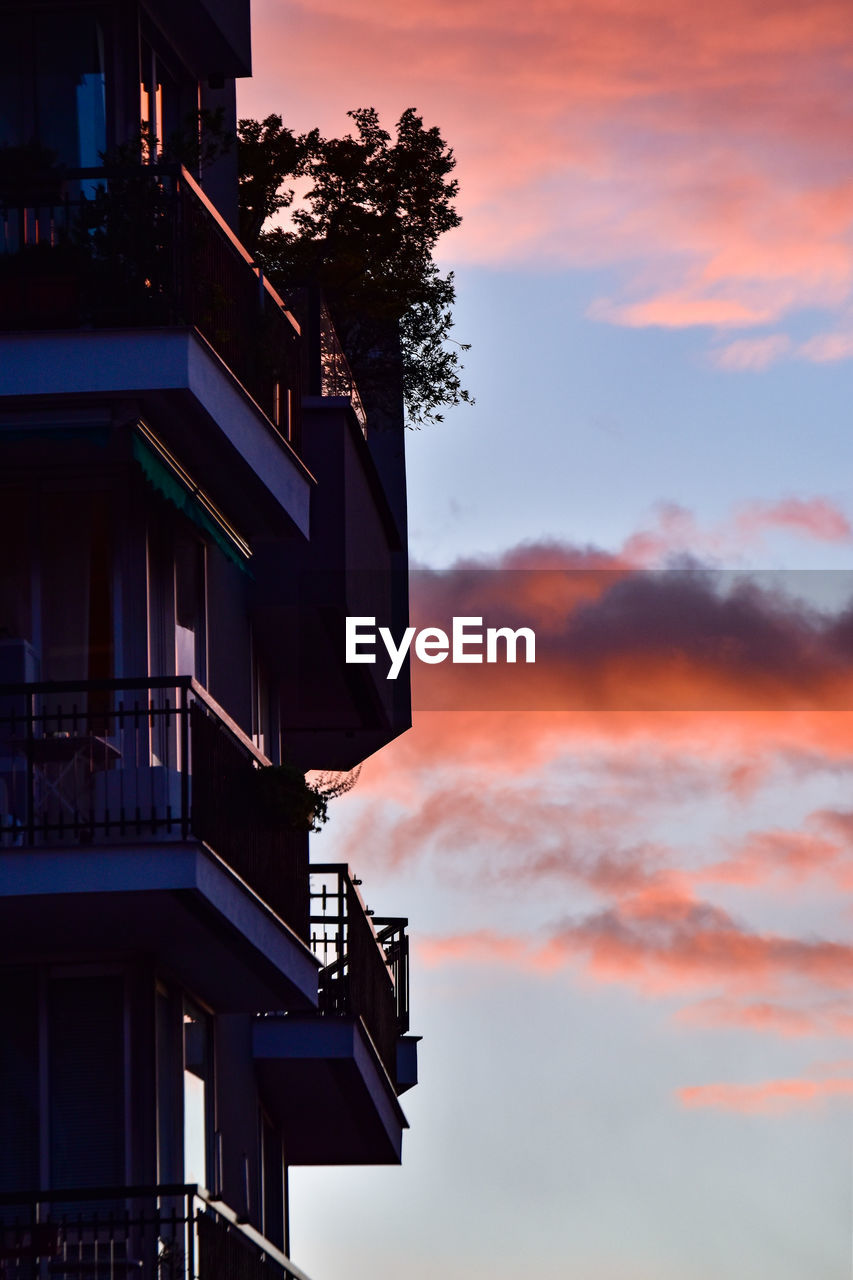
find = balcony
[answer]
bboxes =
[0,680,414,1059]
[254,865,415,1165]
[0,1184,310,1279]
[0,164,302,447]
[0,676,319,1011]
[0,676,308,935]
[310,864,409,1080]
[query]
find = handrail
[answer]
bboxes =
[0,163,301,340]
[308,862,409,1079]
[0,675,270,768]
[0,164,305,444]
[0,675,310,931]
[175,166,301,336]
[0,1183,314,1280]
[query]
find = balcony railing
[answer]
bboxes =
[309,864,409,1084]
[287,286,367,435]
[0,164,303,449]
[0,1184,311,1280]
[0,677,308,937]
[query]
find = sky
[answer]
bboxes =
[238,3,853,1277]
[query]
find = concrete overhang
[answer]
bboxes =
[0,841,319,1013]
[0,329,312,540]
[253,1014,408,1165]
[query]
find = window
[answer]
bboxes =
[175,537,206,682]
[260,1112,285,1251]
[0,9,106,168]
[183,999,213,1189]
[139,32,198,163]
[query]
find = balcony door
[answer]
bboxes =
[40,492,113,686]
[0,969,126,1195]
[0,9,106,169]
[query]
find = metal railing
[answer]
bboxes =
[0,677,309,937]
[0,165,303,449]
[287,287,367,435]
[0,1184,311,1280]
[309,864,409,1084]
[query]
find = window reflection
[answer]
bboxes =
[183,1000,211,1188]
[0,11,106,170]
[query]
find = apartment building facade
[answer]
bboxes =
[0,2,416,1274]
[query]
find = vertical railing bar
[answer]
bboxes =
[180,684,189,840]
[26,689,35,846]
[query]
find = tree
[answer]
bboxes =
[237,108,472,427]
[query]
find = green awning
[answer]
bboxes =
[132,434,251,575]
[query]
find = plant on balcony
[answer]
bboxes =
[253,763,360,832]
[237,108,472,427]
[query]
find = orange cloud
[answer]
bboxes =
[700,829,845,888]
[551,887,853,995]
[418,929,560,973]
[677,1077,853,1113]
[676,998,824,1038]
[415,880,853,1004]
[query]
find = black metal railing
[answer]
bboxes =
[309,864,409,1083]
[0,677,309,937]
[287,287,367,435]
[0,1184,311,1280]
[0,165,303,449]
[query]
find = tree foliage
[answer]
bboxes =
[238,108,471,426]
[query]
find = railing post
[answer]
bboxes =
[26,688,35,846]
[306,285,322,396]
[186,1191,196,1280]
[180,682,190,840]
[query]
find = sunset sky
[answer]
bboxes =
[239,3,853,1277]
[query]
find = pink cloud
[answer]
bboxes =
[711,335,792,370]
[677,1076,853,1113]
[591,294,779,331]
[414,880,853,1005]
[700,828,845,888]
[676,998,823,1038]
[733,497,853,543]
[243,0,853,332]
[798,331,853,362]
[551,886,853,995]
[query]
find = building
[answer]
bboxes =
[0,2,416,1275]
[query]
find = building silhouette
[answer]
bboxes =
[0,2,415,1274]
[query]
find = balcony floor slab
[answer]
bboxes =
[0,329,311,539]
[253,1014,408,1165]
[0,840,319,1012]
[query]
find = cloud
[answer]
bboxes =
[676,998,826,1038]
[710,335,792,370]
[591,294,779,331]
[798,330,853,363]
[549,887,853,995]
[710,329,853,370]
[676,1076,853,1113]
[330,528,853,1059]
[732,498,853,543]
[405,552,853,712]
[701,828,845,889]
[243,0,853,331]
[418,882,853,1003]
